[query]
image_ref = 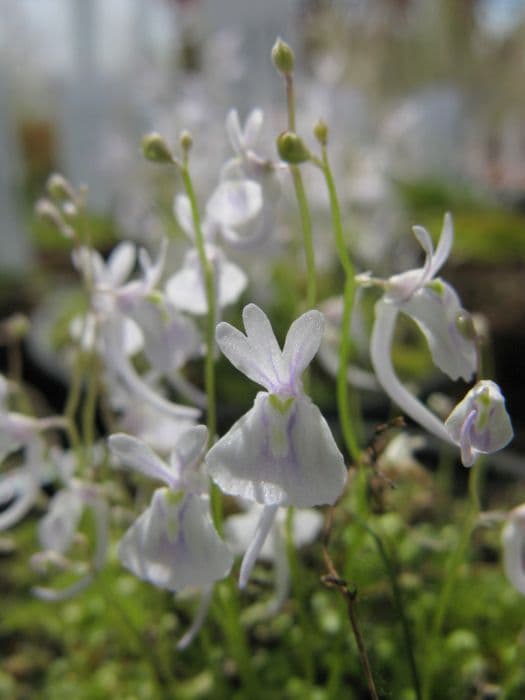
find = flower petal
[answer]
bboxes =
[282,310,325,391]
[107,242,136,287]
[38,489,84,553]
[109,434,176,487]
[225,109,243,154]
[206,392,346,507]
[206,180,262,229]
[243,108,264,148]
[428,212,453,279]
[119,490,233,591]
[401,279,477,381]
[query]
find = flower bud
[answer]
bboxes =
[35,198,65,229]
[271,38,294,75]
[141,132,174,164]
[47,173,76,202]
[276,131,310,164]
[179,130,193,153]
[313,119,328,146]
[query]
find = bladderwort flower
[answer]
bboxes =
[109,425,233,648]
[206,303,346,587]
[358,213,513,465]
[502,504,525,595]
[166,178,262,314]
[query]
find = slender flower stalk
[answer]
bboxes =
[318,139,362,461]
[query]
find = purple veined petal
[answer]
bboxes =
[206,392,346,507]
[282,310,325,392]
[243,108,264,149]
[445,380,514,466]
[174,194,196,240]
[107,242,136,288]
[215,323,274,390]
[459,408,477,467]
[38,489,84,554]
[109,434,176,488]
[428,212,453,279]
[119,490,233,591]
[206,180,262,229]
[502,505,525,595]
[401,279,477,382]
[239,504,279,588]
[225,108,243,154]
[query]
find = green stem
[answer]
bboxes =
[421,462,481,700]
[217,580,258,697]
[285,508,315,684]
[285,73,296,132]
[179,162,222,527]
[362,520,422,700]
[290,165,317,309]
[319,146,361,462]
[82,354,99,462]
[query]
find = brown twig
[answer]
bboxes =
[321,508,380,700]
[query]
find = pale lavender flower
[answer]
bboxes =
[206,304,347,508]
[444,380,513,467]
[109,426,233,592]
[206,304,346,588]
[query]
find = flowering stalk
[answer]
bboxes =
[273,39,317,309]
[318,138,362,462]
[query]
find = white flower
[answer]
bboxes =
[118,488,232,592]
[165,246,247,315]
[502,505,525,595]
[444,380,513,467]
[174,179,262,249]
[206,304,347,508]
[109,426,233,592]
[360,213,478,383]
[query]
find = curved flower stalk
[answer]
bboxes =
[359,214,512,465]
[225,503,323,611]
[502,504,525,595]
[206,304,346,586]
[109,426,233,647]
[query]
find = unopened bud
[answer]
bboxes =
[313,119,328,146]
[179,130,193,153]
[276,131,311,164]
[36,198,65,229]
[47,173,76,202]
[142,132,174,164]
[271,38,294,75]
